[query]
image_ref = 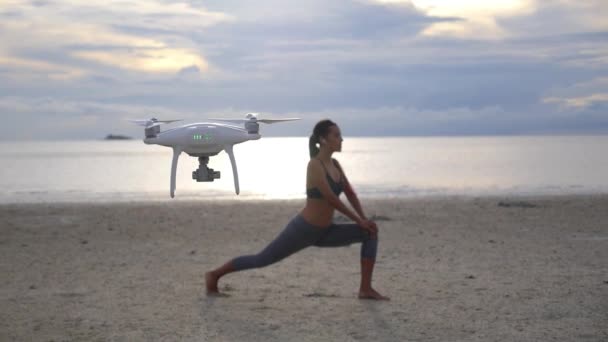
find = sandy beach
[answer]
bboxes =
[1,195,607,341]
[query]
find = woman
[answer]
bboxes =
[205,119,389,300]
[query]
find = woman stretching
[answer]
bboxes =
[205,119,389,300]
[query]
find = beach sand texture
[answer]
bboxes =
[1,196,607,341]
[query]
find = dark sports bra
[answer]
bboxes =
[306,158,344,199]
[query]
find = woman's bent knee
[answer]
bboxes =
[361,237,378,259]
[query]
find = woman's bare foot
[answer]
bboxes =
[205,272,220,295]
[358,288,390,300]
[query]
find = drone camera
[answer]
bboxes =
[192,165,221,182]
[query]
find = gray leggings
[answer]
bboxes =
[232,214,378,271]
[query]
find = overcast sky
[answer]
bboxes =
[1,0,607,139]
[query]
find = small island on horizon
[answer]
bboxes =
[104,134,133,140]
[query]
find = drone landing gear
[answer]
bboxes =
[192,157,221,182]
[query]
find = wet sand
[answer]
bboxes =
[1,195,607,341]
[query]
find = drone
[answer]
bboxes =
[129,113,299,198]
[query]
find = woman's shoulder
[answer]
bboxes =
[307,158,323,169]
[331,158,343,169]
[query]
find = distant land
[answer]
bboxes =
[104,134,133,140]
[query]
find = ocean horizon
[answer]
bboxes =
[1,135,607,204]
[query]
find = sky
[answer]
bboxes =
[0,0,607,139]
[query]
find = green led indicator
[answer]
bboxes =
[193,134,211,141]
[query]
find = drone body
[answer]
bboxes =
[130,114,298,198]
[144,122,258,151]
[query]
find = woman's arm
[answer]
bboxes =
[333,159,367,221]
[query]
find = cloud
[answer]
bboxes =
[537,0,608,32]
[72,48,207,74]
[0,1,230,77]
[0,0,607,139]
[261,104,608,136]
[0,95,205,139]
[371,0,536,39]
[0,55,84,80]
[372,0,608,40]
[543,93,608,109]
[543,77,608,109]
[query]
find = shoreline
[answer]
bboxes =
[3,191,608,206]
[2,195,607,341]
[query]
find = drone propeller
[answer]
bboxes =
[258,118,301,124]
[210,113,299,124]
[128,118,183,127]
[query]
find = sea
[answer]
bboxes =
[1,136,607,203]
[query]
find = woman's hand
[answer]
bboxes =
[358,219,378,234]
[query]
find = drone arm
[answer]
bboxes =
[170,147,182,198]
[224,144,240,195]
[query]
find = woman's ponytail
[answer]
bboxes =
[309,134,320,158]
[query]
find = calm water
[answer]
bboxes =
[1,136,607,203]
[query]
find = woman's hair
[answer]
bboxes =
[309,119,337,158]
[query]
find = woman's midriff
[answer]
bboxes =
[299,199,335,228]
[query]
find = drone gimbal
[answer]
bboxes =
[192,156,220,182]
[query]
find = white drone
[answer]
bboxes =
[129,113,299,198]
